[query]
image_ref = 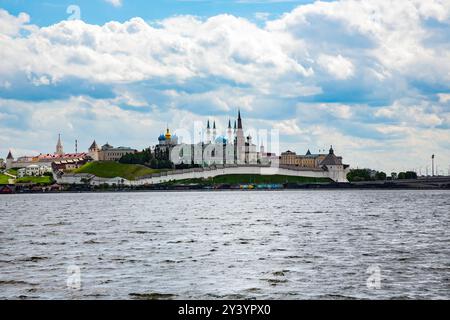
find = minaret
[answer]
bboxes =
[213,120,217,142]
[237,109,243,130]
[227,119,233,144]
[236,109,245,164]
[56,134,64,156]
[206,120,211,143]
[236,109,245,146]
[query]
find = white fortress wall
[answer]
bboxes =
[56,164,350,186]
[59,165,343,186]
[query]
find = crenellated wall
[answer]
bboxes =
[57,164,349,186]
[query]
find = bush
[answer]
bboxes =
[398,171,417,180]
[347,169,388,182]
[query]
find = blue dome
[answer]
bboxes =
[158,134,166,141]
[215,136,228,144]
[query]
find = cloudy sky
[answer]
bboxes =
[0,0,449,173]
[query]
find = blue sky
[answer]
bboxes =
[0,0,315,26]
[0,0,449,173]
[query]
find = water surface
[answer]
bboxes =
[0,190,449,299]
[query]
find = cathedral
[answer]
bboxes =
[154,110,260,166]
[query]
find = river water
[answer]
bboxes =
[0,190,449,300]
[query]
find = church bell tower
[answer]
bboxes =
[55,134,64,156]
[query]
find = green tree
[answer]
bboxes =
[375,171,387,181]
[119,148,153,165]
[150,158,158,169]
[405,171,417,179]
[347,169,371,182]
[398,172,406,179]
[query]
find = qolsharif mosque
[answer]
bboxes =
[154,110,263,166]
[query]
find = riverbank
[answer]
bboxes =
[2,176,450,194]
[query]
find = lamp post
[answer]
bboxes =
[432,154,435,177]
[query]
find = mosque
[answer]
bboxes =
[154,110,263,166]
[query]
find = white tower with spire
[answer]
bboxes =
[212,120,217,142]
[227,119,233,144]
[206,120,211,143]
[55,134,64,156]
[235,109,246,164]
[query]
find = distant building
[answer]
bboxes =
[280,149,329,168]
[0,185,14,193]
[88,141,100,161]
[280,146,349,182]
[5,135,90,169]
[51,157,90,172]
[89,142,137,161]
[318,146,349,182]
[17,165,52,178]
[154,128,179,161]
[5,150,14,170]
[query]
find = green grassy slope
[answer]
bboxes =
[0,174,11,184]
[16,176,53,185]
[7,169,18,176]
[74,161,160,180]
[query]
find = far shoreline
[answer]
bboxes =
[2,183,450,195]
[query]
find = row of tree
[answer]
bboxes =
[119,148,174,169]
[347,169,418,182]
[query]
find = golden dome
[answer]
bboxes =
[165,128,171,140]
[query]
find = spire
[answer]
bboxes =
[206,119,211,143]
[6,150,13,160]
[234,120,237,131]
[89,140,99,151]
[329,145,334,154]
[237,108,243,129]
[212,120,217,141]
[56,133,64,155]
[306,149,311,156]
[228,119,232,129]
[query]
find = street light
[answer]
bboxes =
[432,154,435,177]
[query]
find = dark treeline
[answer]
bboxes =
[119,148,201,170]
[347,169,418,182]
[119,148,172,169]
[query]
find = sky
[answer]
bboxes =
[0,0,450,173]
